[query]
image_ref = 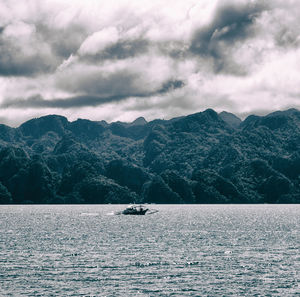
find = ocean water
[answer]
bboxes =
[0,204,299,296]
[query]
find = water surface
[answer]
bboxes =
[0,204,299,296]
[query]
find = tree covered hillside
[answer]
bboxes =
[0,108,299,204]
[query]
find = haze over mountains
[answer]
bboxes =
[0,108,299,204]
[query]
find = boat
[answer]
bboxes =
[121,204,149,215]
[111,204,158,216]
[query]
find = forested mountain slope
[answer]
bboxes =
[0,108,299,204]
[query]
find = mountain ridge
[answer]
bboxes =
[0,108,299,204]
[2,108,298,132]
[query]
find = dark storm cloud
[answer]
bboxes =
[1,94,131,109]
[275,27,300,49]
[81,39,149,62]
[0,24,59,76]
[157,41,187,60]
[0,48,55,77]
[190,2,269,74]
[57,70,144,97]
[80,38,188,63]
[159,80,185,93]
[1,79,185,109]
[36,23,88,59]
[0,21,87,77]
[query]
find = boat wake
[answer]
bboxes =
[80,212,99,216]
[146,209,159,215]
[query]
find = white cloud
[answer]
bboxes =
[3,21,35,38]
[78,27,119,56]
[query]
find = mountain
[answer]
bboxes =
[219,111,242,129]
[0,108,299,204]
[129,117,147,126]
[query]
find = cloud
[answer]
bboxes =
[0,0,300,126]
[2,77,185,110]
[0,1,91,75]
[189,1,269,74]
[54,52,185,100]
[261,4,300,49]
[0,21,58,76]
[78,27,119,56]
[80,38,150,62]
[36,23,88,59]
[1,94,129,109]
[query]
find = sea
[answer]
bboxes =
[0,204,299,296]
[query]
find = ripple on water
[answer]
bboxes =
[0,204,299,296]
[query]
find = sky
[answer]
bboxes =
[0,0,300,126]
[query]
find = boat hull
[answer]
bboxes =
[122,209,148,215]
